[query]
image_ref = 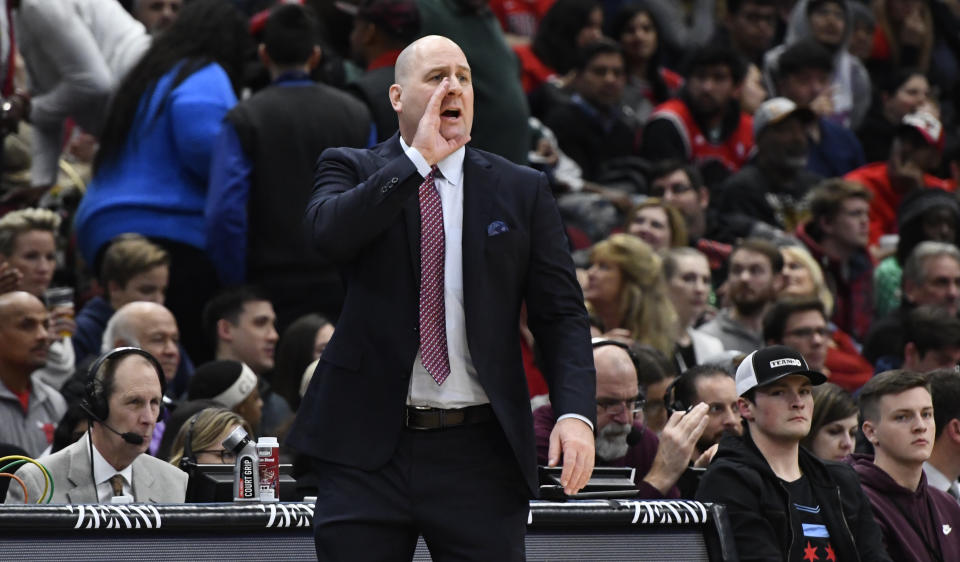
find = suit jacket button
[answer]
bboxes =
[391,177,399,183]
[381,185,390,193]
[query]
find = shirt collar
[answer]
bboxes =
[272,70,312,85]
[924,461,953,493]
[398,136,465,187]
[88,433,134,488]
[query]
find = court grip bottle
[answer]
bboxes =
[223,426,260,502]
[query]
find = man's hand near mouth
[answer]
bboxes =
[411,77,471,166]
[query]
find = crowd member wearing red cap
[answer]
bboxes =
[697,345,891,562]
[844,110,955,249]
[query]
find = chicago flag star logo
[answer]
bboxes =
[803,541,836,561]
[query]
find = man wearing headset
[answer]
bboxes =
[669,364,742,461]
[534,340,712,498]
[5,348,186,503]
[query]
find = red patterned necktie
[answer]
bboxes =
[418,166,451,385]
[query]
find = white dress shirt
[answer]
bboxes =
[88,433,133,502]
[924,461,960,502]
[400,140,592,429]
[402,139,489,409]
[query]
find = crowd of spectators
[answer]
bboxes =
[1,0,960,558]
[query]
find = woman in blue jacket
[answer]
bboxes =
[75,0,249,360]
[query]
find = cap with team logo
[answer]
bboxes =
[735,345,827,396]
[752,97,816,138]
[899,110,945,152]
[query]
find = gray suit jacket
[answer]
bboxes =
[3,437,187,504]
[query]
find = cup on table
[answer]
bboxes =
[44,286,75,338]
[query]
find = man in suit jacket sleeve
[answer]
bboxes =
[286,35,596,561]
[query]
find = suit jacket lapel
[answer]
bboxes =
[66,438,93,503]
[387,140,497,296]
[403,185,421,289]
[462,148,497,319]
[131,456,156,502]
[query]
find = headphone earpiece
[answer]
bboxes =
[82,370,108,422]
[85,347,168,423]
[591,338,642,377]
[179,413,201,471]
[663,374,688,416]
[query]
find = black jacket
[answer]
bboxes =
[696,425,891,562]
[225,80,372,279]
[286,136,596,496]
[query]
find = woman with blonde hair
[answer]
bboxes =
[168,407,253,467]
[663,247,723,372]
[779,245,872,392]
[0,207,75,389]
[584,234,677,356]
[625,198,688,252]
[781,245,835,314]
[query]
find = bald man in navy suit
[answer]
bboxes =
[287,35,596,561]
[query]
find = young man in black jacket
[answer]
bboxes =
[696,345,891,562]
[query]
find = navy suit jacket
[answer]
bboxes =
[286,134,595,494]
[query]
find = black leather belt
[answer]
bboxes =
[404,404,495,430]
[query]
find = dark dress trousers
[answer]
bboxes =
[286,134,595,560]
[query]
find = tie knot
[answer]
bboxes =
[430,165,440,179]
[109,474,125,497]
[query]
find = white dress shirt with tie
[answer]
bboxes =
[400,140,592,429]
[88,434,133,502]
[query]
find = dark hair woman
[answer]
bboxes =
[272,314,334,410]
[607,2,682,122]
[515,0,603,104]
[801,382,858,462]
[74,0,251,360]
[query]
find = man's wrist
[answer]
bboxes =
[403,145,433,177]
[557,413,594,432]
[642,469,673,496]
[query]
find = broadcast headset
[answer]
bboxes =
[80,347,167,446]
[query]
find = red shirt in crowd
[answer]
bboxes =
[844,162,955,246]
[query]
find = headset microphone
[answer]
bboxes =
[78,402,145,445]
